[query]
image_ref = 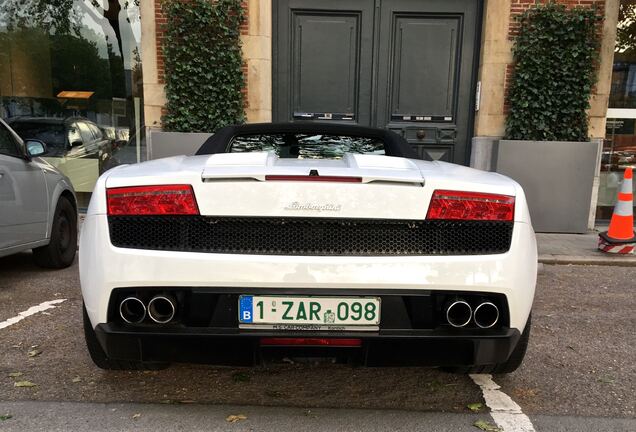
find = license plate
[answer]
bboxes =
[238,296,381,331]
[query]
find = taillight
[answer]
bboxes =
[107,185,199,215]
[426,190,515,221]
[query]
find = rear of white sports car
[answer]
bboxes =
[80,125,536,372]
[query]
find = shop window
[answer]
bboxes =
[599,0,636,220]
[0,0,145,208]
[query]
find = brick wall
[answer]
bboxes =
[504,0,606,113]
[154,0,250,120]
[155,1,166,84]
[508,0,605,38]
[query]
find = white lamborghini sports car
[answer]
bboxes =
[80,123,537,372]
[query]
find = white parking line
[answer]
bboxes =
[470,374,536,432]
[0,299,67,330]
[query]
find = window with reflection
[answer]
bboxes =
[0,0,145,207]
[229,134,387,159]
[599,0,636,219]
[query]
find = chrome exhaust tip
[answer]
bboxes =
[147,295,176,324]
[119,297,146,324]
[446,300,472,328]
[474,302,500,329]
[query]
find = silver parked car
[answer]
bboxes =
[0,118,78,268]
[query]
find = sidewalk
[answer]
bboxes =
[537,231,636,266]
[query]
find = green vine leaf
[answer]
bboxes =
[505,3,601,141]
[162,0,246,133]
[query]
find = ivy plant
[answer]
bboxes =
[162,0,245,132]
[505,3,601,141]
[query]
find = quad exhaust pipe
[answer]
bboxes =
[473,302,499,329]
[148,295,177,324]
[445,300,472,328]
[445,299,500,328]
[119,297,146,324]
[119,295,177,324]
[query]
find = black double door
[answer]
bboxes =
[273,0,481,164]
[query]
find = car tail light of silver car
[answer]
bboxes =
[426,190,515,221]
[147,295,177,324]
[106,184,199,215]
[473,302,500,329]
[119,297,147,324]
[445,300,473,328]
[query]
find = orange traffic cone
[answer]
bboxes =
[598,167,635,254]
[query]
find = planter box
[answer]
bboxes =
[495,139,601,233]
[148,130,213,160]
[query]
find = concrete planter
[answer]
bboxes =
[495,139,601,233]
[148,130,213,160]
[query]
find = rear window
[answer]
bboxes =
[10,122,66,151]
[228,133,386,159]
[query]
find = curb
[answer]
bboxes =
[539,254,636,267]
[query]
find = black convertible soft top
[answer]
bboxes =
[195,122,423,160]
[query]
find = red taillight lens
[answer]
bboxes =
[426,190,515,221]
[107,184,199,215]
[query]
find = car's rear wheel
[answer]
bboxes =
[83,303,169,370]
[444,314,531,374]
[33,196,77,268]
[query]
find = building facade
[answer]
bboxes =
[142,0,617,161]
[0,0,629,222]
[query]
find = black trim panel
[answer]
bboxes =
[108,216,513,256]
[95,324,520,367]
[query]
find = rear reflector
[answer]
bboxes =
[265,175,362,183]
[260,338,362,347]
[426,190,515,221]
[107,184,199,216]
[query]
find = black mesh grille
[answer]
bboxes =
[108,216,513,256]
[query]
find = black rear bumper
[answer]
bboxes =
[95,324,521,367]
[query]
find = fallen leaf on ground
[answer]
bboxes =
[14,381,36,388]
[426,379,443,391]
[513,387,538,398]
[473,420,501,431]
[0,414,12,421]
[467,402,483,412]
[132,413,141,420]
[232,371,250,383]
[72,376,82,383]
[7,372,23,378]
[597,376,615,384]
[264,389,283,398]
[225,414,247,423]
[27,349,42,358]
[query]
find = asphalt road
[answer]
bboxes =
[0,253,634,431]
